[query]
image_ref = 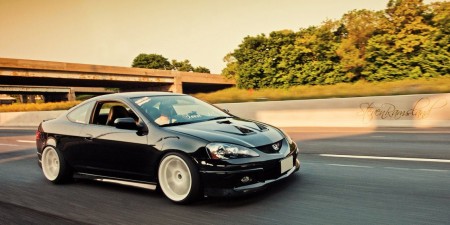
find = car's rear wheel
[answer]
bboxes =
[158,152,200,203]
[41,146,72,183]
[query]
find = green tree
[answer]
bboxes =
[132,54,211,73]
[171,59,194,72]
[224,23,345,88]
[291,21,345,85]
[424,1,450,76]
[193,66,211,73]
[231,34,269,88]
[229,30,300,88]
[265,30,298,87]
[223,0,449,88]
[336,10,381,80]
[222,53,238,79]
[428,1,450,34]
[131,53,172,70]
[363,0,438,81]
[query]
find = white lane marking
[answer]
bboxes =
[286,129,450,134]
[417,169,449,172]
[327,164,373,168]
[0,143,19,146]
[325,164,450,173]
[320,154,450,163]
[383,167,450,173]
[304,161,449,173]
[383,167,411,171]
[16,140,35,143]
[0,154,35,164]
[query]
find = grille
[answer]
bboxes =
[256,139,283,153]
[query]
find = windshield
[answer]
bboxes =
[132,95,231,126]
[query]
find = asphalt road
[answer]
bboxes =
[1,127,449,225]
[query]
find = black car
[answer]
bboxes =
[36,92,300,203]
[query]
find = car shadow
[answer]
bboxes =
[193,173,305,207]
[71,172,306,206]
[73,178,164,199]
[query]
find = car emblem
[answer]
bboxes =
[272,143,280,151]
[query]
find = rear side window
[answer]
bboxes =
[91,101,138,126]
[67,102,94,124]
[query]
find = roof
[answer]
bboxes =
[90,91,185,101]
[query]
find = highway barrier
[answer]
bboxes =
[1,93,449,128]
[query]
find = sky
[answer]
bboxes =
[0,0,440,74]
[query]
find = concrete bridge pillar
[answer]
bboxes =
[68,88,76,101]
[19,95,36,103]
[19,95,27,103]
[169,76,183,93]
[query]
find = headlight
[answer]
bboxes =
[206,143,259,159]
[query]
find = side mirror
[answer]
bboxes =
[114,117,138,130]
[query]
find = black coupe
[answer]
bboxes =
[36,92,300,203]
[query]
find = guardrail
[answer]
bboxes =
[1,93,449,128]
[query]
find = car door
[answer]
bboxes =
[78,100,156,181]
[57,101,95,169]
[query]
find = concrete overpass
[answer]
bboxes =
[0,58,235,101]
[0,85,115,102]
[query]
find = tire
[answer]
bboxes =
[41,146,72,184]
[158,152,200,203]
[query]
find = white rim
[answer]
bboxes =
[158,155,192,201]
[42,147,60,181]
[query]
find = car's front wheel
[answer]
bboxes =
[41,146,72,183]
[158,152,200,203]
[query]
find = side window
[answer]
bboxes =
[67,102,94,124]
[91,101,138,126]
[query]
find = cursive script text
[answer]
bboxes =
[359,97,447,121]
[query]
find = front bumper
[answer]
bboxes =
[200,157,300,197]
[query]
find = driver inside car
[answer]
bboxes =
[155,103,176,125]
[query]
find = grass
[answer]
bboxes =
[193,76,450,104]
[0,101,81,112]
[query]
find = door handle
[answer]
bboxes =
[84,134,93,141]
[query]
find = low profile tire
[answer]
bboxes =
[158,152,200,203]
[41,146,72,184]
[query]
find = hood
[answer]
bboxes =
[165,118,284,148]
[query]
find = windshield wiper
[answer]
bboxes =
[206,116,233,121]
[161,116,233,127]
[160,121,196,127]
